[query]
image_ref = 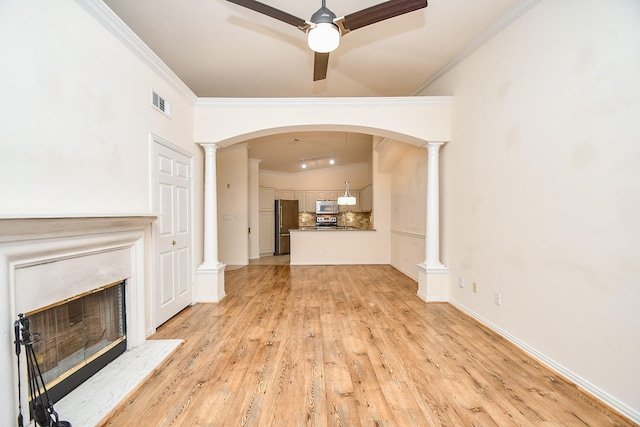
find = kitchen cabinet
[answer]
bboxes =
[295,191,305,212]
[259,187,274,211]
[359,185,373,212]
[282,190,295,200]
[326,191,339,201]
[259,187,275,255]
[259,212,274,256]
[305,191,326,212]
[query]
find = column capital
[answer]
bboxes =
[423,141,446,151]
[199,143,221,155]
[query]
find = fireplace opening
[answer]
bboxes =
[26,280,127,405]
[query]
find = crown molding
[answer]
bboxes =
[413,0,543,94]
[195,96,453,109]
[74,0,197,105]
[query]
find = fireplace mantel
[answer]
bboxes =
[0,214,157,242]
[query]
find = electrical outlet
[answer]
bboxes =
[494,292,501,305]
[458,276,464,288]
[473,282,477,293]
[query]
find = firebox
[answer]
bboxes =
[26,280,127,404]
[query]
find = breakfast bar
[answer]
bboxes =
[289,228,386,265]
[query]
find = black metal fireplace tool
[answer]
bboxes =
[14,314,71,427]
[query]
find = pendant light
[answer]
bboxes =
[337,133,356,206]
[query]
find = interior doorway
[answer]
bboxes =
[152,136,194,327]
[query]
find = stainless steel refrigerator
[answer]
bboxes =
[274,199,298,255]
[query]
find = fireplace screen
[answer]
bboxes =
[26,280,126,401]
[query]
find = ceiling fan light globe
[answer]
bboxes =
[308,23,340,53]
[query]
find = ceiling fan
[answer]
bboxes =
[226,0,428,81]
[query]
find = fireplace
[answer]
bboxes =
[26,280,127,404]
[0,216,156,426]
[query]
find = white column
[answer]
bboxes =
[200,143,221,267]
[417,141,449,302]
[425,141,445,269]
[196,143,226,302]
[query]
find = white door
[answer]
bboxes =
[153,140,193,327]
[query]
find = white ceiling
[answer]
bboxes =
[244,131,373,174]
[103,0,527,171]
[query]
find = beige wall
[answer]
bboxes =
[418,0,640,417]
[1,1,201,424]
[218,145,249,265]
[0,0,202,344]
[387,142,427,280]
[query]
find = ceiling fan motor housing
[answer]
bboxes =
[311,6,337,24]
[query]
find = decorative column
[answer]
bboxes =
[418,141,449,302]
[195,143,226,302]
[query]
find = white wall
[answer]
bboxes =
[0,0,198,216]
[0,1,201,425]
[387,142,427,280]
[217,145,249,265]
[419,0,640,419]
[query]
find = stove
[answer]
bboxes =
[316,215,337,229]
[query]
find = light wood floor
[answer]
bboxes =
[103,265,634,426]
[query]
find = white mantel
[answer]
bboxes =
[0,215,156,426]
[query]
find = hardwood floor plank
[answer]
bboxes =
[102,265,636,427]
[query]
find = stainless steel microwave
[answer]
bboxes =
[316,200,339,214]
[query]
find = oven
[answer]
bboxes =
[316,215,338,229]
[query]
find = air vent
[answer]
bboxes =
[152,90,171,117]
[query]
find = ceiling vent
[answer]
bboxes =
[152,90,171,117]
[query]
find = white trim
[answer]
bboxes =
[195,96,454,109]
[413,0,543,94]
[390,229,425,239]
[74,0,197,105]
[448,299,640,424]
[417,261,449,274]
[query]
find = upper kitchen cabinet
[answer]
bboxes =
[326,191,339,201]
[305,191,326,212]
[259,187,274,211]
[295,191,305,212]
[282,190,295,200]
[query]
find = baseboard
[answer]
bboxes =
[448,299,640,424]
[390,262,418,282]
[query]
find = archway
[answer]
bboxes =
[193,97,452,303]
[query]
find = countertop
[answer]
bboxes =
[292,227,376,232]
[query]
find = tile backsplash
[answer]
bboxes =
[298,212,373,229]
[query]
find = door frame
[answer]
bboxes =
[149,133,195,333]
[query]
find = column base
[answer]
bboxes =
[195,262,226,303]
[417,262,450,302]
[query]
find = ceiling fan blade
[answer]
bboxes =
[342,0,427,32]
[226,0,307,29]
[313,52,330,81]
